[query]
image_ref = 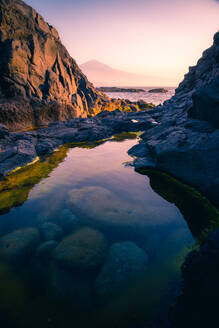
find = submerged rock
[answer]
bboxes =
[130,31,219,208]
[39,222,62,241]
[0,228,40,262]
[56,209,80,233]
[36,240,58,258]
[170,227,219,327]
[95,242,148,298]
[52,227,108,270]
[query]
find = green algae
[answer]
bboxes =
[0,146,69,214]
[111,132,139,142]
[137,169,219,240]
[68,139,106,149]
[0,134,138,215]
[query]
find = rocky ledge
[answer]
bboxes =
[0,109,159,177]
[128,31,219,328]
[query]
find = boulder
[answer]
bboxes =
[97,87,145,93]
[52,227,108,270]
[95,242,148,298]
[0,228,40,262]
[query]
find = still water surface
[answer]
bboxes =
[0,136,196,328]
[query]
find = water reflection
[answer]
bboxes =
[143,170,219,238]
[0,135,216,328]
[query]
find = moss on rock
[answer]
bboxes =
[0,145,68,214]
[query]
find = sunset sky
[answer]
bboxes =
[26,0,219,86]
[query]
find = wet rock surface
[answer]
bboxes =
[170,227,219,328]
[0,109,158,177]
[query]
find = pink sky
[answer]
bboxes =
[26,0,219,86]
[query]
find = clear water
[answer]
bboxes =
[0,136,197,328]
[104,87,175,106]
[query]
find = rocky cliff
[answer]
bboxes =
[126,31,219,328]
[130,31,219,208]
[0,0,113,130]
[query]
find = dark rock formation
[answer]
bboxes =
[130,31,219,208]
[0,110,158,177]
[148,88,168,93]
[127,31,219,328]
[0,0,115,130]
[95,242,148,299]
[170,227,219,328]
[97,87,145,93]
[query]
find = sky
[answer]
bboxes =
[25,0,219,86]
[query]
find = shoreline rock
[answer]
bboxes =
[97,87,146,93]
[130,31,219,209]
[0,109,159,177]
[148,88,168,93]
[95,242,148,298]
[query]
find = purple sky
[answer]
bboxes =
[25,0,219,86]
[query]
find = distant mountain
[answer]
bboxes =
[80,60,149,87]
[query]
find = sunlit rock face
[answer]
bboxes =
[0,0,110,130]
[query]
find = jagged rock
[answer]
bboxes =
[170,228,219,328]
[131,31,219,208]
[189,76,219,127]
[0,0,113,130]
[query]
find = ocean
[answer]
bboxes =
[104,86,176,106]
